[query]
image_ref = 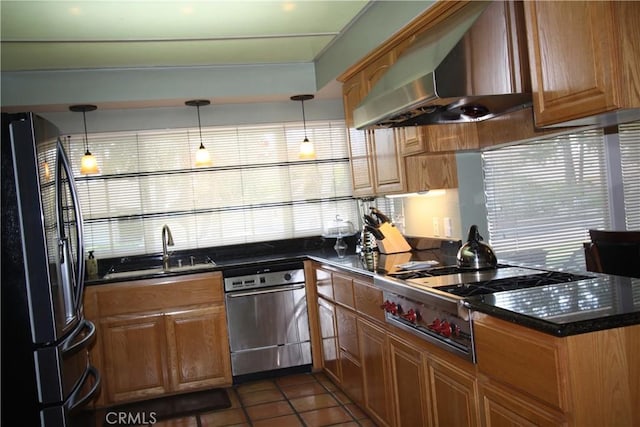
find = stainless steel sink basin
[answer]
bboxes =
[102,262,216,280]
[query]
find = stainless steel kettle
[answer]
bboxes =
[456,225,498,269]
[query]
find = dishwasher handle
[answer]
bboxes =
[226,283,305,298]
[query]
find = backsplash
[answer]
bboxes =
[402,189,463,240]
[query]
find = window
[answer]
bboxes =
[482,129,610,270]
[619,121,640,229]
[70,120,357,258]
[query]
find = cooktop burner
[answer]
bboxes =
[435,271,592,297]
[388,264,511,280]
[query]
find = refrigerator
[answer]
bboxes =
[1,112,101,426]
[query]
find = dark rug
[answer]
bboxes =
[101,388,231,425]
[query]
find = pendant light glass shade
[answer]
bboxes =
[291,94,315,160]
[69,104,99,175]
[186,99,213,167]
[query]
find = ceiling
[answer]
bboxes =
[1,1,369,74]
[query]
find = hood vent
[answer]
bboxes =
[353,1,531,129]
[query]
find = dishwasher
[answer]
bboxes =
[223,261,312,380]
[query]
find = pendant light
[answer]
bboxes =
[290,94,315,159]
[186,99,212,167]
[69,104,99,175]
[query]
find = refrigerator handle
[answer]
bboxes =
[62,319,96,354]
[66,365,101,413]
[57,141,86,312]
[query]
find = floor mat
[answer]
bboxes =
[103,388,231,424]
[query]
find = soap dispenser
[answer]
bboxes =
[86,250,98,280]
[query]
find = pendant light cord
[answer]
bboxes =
[196,104,204,148]
[82,110,90,153]
[301,99,308,139]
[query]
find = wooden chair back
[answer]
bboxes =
[585,230,640,278]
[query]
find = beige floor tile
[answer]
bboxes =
[234,380,277,396]
[275,373,318,388]
[199,408,247,426]
[251,414,304,427]
[299,406,354,427]
[281,381,327,399]
[244,400,294,421]
[239,388,285,406]
[289,393,339,412]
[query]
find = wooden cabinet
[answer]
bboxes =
[101,313,169,403]
[389,336,428,427]
[479,381,566,427]
[317,297,340,384]
[336,306,364,404]
[370,128,406,194]
[426,353,480,427]
[524,1,640,127]
[405,153,458,192]
[165,306,231,392]
[84,272,232,406]
[474,314,640,427]
[359,318,395,427]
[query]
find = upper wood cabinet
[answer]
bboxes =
[405,153,458,192]
[524,1,640,127]
[370,128,406,195]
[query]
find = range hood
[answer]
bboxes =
[353,1,532,129]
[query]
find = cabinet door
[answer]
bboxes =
[389,336,428,427]
[318,297,341,384]
[359,318,394,427]
[426,355,480,427]
[479,381,567,427]
[397,126,427,156]
[165,306,232,392]
[101,314,168,404]
[405,154,458,192]
[524,1,621,126]
[348,127,375,197]
[370,128,406,194]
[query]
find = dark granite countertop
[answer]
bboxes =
[86,236,640,338]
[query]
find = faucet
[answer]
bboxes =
[161,224,174,271]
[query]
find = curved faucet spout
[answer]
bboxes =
[162,224,174,271]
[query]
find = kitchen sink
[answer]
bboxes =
[102,260,216,280]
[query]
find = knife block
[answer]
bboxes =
[376,223,412,254]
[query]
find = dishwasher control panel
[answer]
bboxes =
[224,267,305,292]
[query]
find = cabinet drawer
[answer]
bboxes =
[473,315,567,411]
[333,273,355,309]
[354,279,385,322]
[94,272,223,317]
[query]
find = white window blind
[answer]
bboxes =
[70,120,357,258]
[619,121,640,229]
[482,129,610,270]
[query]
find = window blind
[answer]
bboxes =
[482,129,610,270]
[71,120,357,258]
[619,121,640,229]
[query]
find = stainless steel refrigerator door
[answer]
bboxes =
[9,114,83,344]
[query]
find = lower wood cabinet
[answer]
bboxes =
[389,336,428,427]
[317,297,340,384]
[165,306,231,392]
[359,318,395,427]
[426,354,480,427]
[84,272,232,406]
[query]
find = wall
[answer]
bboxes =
[402,189,463,240]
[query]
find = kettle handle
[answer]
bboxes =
[467,225,483,242]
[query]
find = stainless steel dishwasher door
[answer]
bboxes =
[225,283,311,376]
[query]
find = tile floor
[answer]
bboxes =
[90,372,378,427]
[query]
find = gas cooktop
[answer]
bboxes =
[387,264,591,298]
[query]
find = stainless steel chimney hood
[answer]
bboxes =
[353,1,532,129]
